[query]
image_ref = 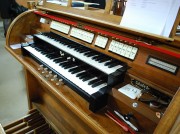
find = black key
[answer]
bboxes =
[45,53,56,58]
[59,61,69,66]
[108,62,119,68]
[91,55,99,60]
[82,75,95,82]
[41,51,50,55]
[83,50,91,55]
[68,66,79,72]
[53,57,67,63]
[52,57,63,62]
[31,44,36,48]
[94,55,106,61]
[35,47,42,51]
[90,70,102,76]
[52,56,62,60]
[84,51,94,56]
[104,60,117,66]
[79,73,88,79]
[64,64,77,69]
[98,57,111,63]
[89,53,100,58]
[70,45,80,49]
[91,80,105,88]
[49,55,60,60]
[79,49,89,53]
[71,68,85,74]
[61,62,75,68]
[68,63,86,72]
[88,78,99,85]
[69,62,87,72]
[59,60,70,67]
[76,47,86,52]
[74,46,84,51]
[97,74,106,79]
[68,44,78,49]
[76,71,87,77]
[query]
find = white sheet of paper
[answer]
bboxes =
[47,0,68,6]
[120,0,175,36]
[10,44,21,49]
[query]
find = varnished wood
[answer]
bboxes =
[104,0,113,14]
[67,0,72,7]
[170,8,180,38]
[16,0,38,7]
[170,116,180,134]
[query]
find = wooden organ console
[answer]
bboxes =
[2,0,180,133]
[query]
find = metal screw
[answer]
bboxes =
[132,102,138,108]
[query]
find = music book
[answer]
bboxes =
[120,0,180,37]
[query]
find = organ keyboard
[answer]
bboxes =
[3,0,180,133]
[22,32,127,112]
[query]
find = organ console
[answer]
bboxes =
[2,0,180,133]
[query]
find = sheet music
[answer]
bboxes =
[120,0,179,37]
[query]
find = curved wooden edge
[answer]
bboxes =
[6,9,36,47]
[154,89,180,134]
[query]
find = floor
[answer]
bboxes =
[0,20,28,126]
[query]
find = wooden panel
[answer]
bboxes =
[24,69,41,109]
[34,88,96,134]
